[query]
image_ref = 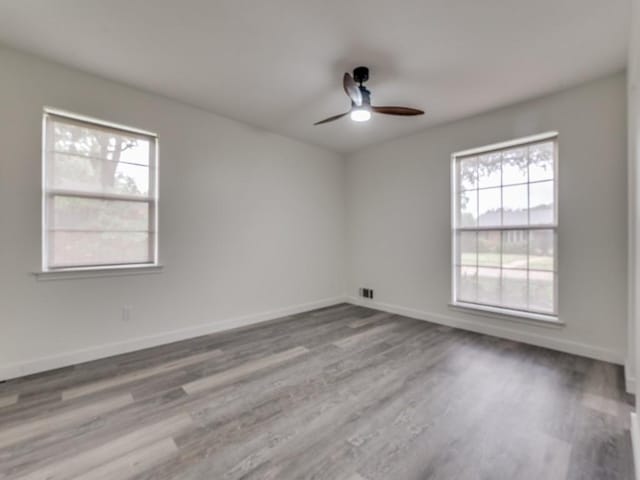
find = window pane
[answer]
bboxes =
[457,231,477,266]
[478,152,501,188]
[51,119,151,166]
[478,188,501,226]
[112,162,150,196]
[459,190,478,227]
[502,184,528,226]
[457,266,477,303]
[501,269,528,310]
[458,157,477,190]
[501,148,527,185]
[529,230,554,271]
[50,154,150,197]
[452,135,556,317]
[45,113,157,270]
[48,232,151,268]
[52,196,150,232]
[477,231,501,267]
[48,154,100,193]
[502,230,528,269]
[119,139,151,166]
[477,267,501,306]
[529,142,554,182]
[529,181,554,225]
[529,271,555,313]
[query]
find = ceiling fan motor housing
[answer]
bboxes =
[353,66,369,84]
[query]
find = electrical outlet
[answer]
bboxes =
[360,288,374,299]
[122,305,132,322]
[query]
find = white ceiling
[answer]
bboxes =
[0,0,630,153]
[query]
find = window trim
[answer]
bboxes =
[448,301,564,326]
[40,107,160,274]
[450,131,559,324]
[33,264,164,281]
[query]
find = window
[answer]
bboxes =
[43,110,158,271]
[451,132,558,321]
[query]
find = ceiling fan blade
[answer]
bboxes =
[372,106,424,116]
[313,112,350,125]
[343,73,363,106]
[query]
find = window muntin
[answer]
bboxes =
[452,134,558,319]
[43,111,158,270]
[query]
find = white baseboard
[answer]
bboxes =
[3,295,623,382]
[347,297,625,365]
[632,413,640,480]
[0,296,348,381]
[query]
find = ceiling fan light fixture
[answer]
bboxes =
[313,67,424,126]
[350,107,371,122]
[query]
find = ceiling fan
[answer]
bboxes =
[314,66,424,125]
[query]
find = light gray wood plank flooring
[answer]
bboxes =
[0,304,634,479]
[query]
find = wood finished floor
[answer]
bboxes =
[0,304,634,479]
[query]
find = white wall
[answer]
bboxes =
[630,0,640,401]
[346,73,628,364]
[629,0,640,396]
[628,1,640,470]
[0,47,346,379]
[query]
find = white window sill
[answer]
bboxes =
[449,301,563,328]
[33,264,164,281]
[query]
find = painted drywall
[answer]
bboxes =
[629,0,640,396]
[0,47,346,379]
[346,73,628,364]
[630,0,640,403]
[628,1,640,472]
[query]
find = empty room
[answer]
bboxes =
[1,0,639,478]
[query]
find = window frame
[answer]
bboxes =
[450,131,559,324]
[41,108,160,274]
